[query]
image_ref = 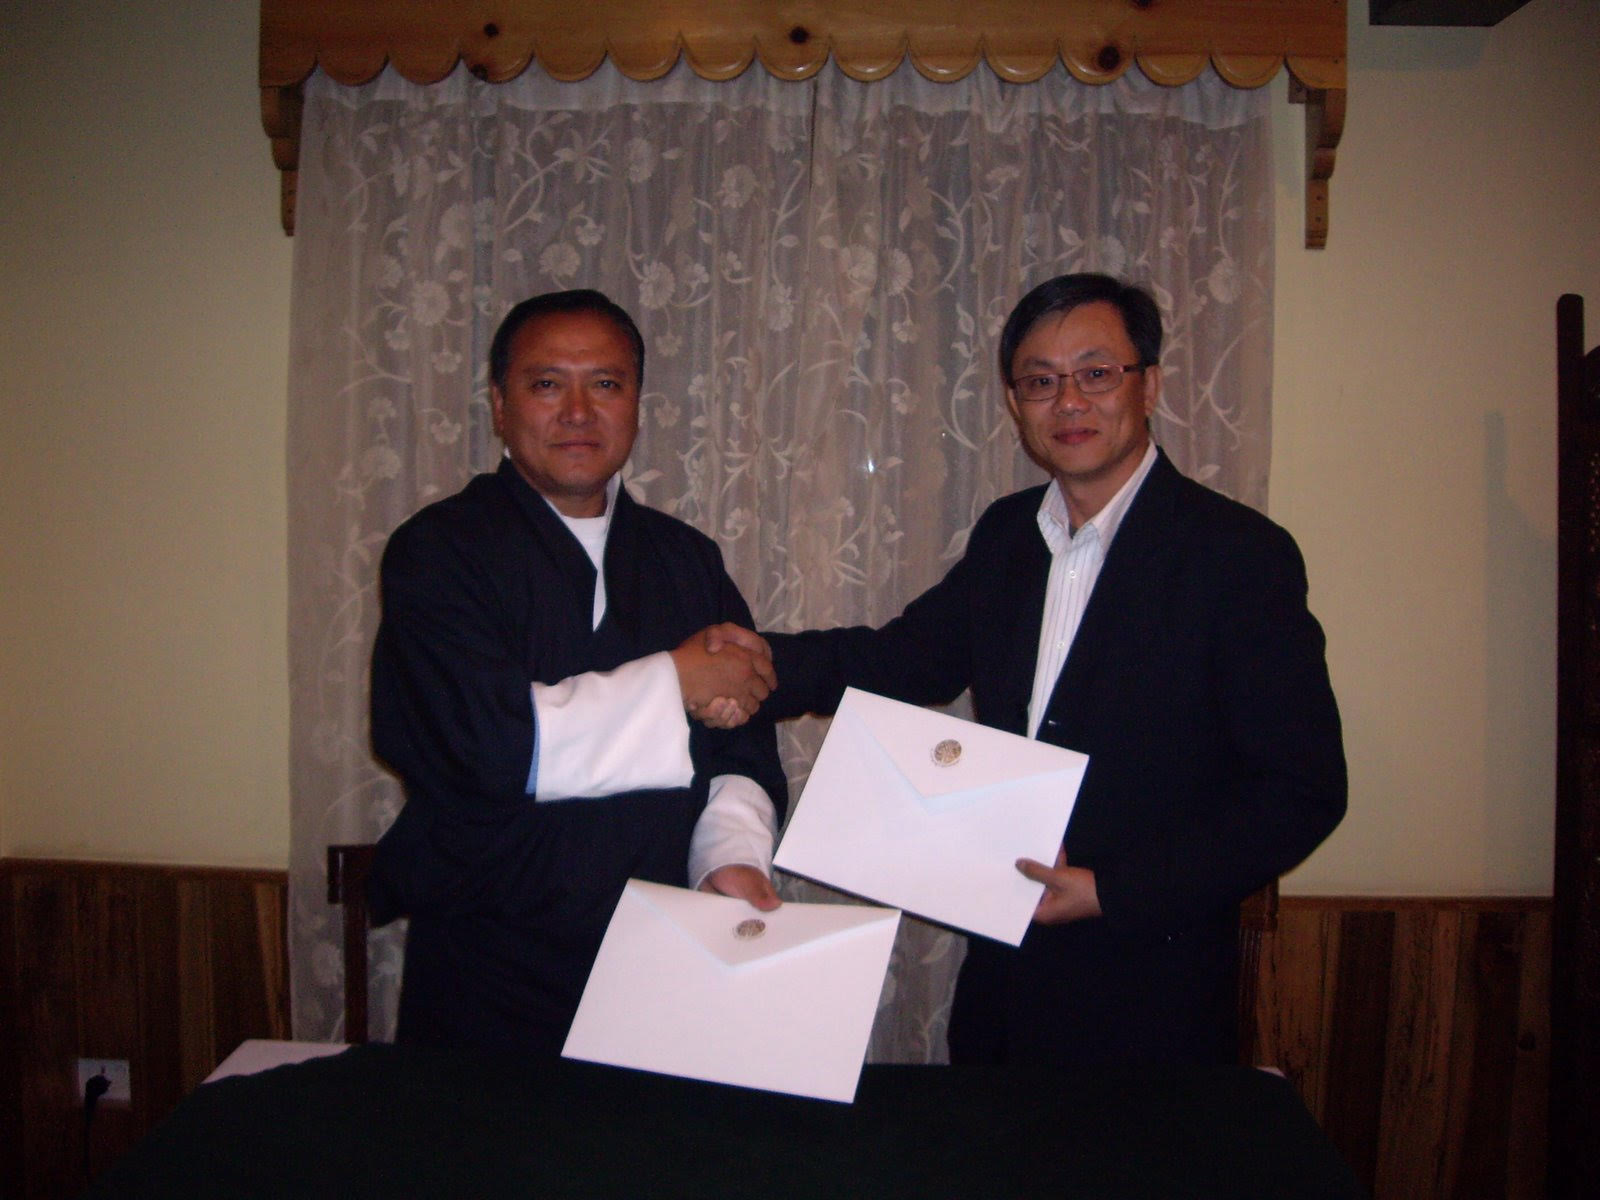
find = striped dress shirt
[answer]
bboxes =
[1026,442,1159,738]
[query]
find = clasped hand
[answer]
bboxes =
[670,623,775,729]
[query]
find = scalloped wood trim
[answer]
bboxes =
[261,0,1347,244]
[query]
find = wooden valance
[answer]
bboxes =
[261,0,1347,247]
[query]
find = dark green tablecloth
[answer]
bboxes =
[87,1045,1364,1198]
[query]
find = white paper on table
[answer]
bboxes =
[561,879,900,1103]
[773,687,1088,946]
[203,1040,349,1083]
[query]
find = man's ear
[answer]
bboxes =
[1140,365,1162,421]
[489,385,505,438]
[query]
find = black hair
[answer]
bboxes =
[997,274,1163,386]
[488,288,645,392]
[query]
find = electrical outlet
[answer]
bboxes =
[76,1058,131,1105]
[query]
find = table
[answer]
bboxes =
[87,1044,1365,1198]
[203,1039,350,1083]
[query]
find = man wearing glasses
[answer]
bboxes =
[746,272,1347,1066]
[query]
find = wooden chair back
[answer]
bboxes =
[326,843,377,1044]
[1236,877,1279,1064]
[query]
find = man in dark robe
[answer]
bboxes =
[369,289,787,1054]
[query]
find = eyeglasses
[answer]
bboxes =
[1012,363,1145,403]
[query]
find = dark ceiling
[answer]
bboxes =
[1370,0,1534,25]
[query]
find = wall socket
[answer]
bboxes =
[76,1058,132,1105]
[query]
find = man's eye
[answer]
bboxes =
[1080,367,1112,382]
[1023,375,1056,391]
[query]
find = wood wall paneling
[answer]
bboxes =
[132,874,186,1150]
[0,865,1550,1199]
[1326,908,1394,1179]
[74,872,144,1181]
[1509,908,1551,1200]
[0,867,19,1195]
[1255,898,1549,1200]
[0,860,290,1198]
[9,872,81,1194]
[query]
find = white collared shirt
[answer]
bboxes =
[1026,442,1158,738]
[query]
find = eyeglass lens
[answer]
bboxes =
[1016,365,1127,401]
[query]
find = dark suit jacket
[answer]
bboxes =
[369,460,786,1053]
[767,450,1346,1065]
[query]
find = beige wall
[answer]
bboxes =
[1,0,1595,889]
[1272,0,1599,894]
[0,0,293,866]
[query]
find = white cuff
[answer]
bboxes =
[688,774,778,889]
[531,652,693,800]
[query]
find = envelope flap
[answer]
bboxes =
[839,687,1084,806]
[627,880,899,968]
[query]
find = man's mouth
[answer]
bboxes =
[1054,428,1096,446]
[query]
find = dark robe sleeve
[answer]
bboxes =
[370,508,535,813]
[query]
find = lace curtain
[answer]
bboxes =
[287,60,1273,1056]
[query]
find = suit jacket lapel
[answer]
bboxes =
[1040,451,1186,732]
[988,496,1054,735]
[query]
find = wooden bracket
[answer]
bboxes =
[260,83,303,236]
[1291,79,1346,250]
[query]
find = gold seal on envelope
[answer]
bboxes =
[734,918,767,939]
[931,738,962,767]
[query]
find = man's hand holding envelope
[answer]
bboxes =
[1017,845,1103,925]
[773,687,1089,946]
[562,880,899,1103]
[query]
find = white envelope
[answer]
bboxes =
[561,879,900,1103]
[773,687,1088,946]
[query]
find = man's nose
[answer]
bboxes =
[556,387,596,422]
[1052,386,1089,415]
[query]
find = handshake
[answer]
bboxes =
[669,623,775,730]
